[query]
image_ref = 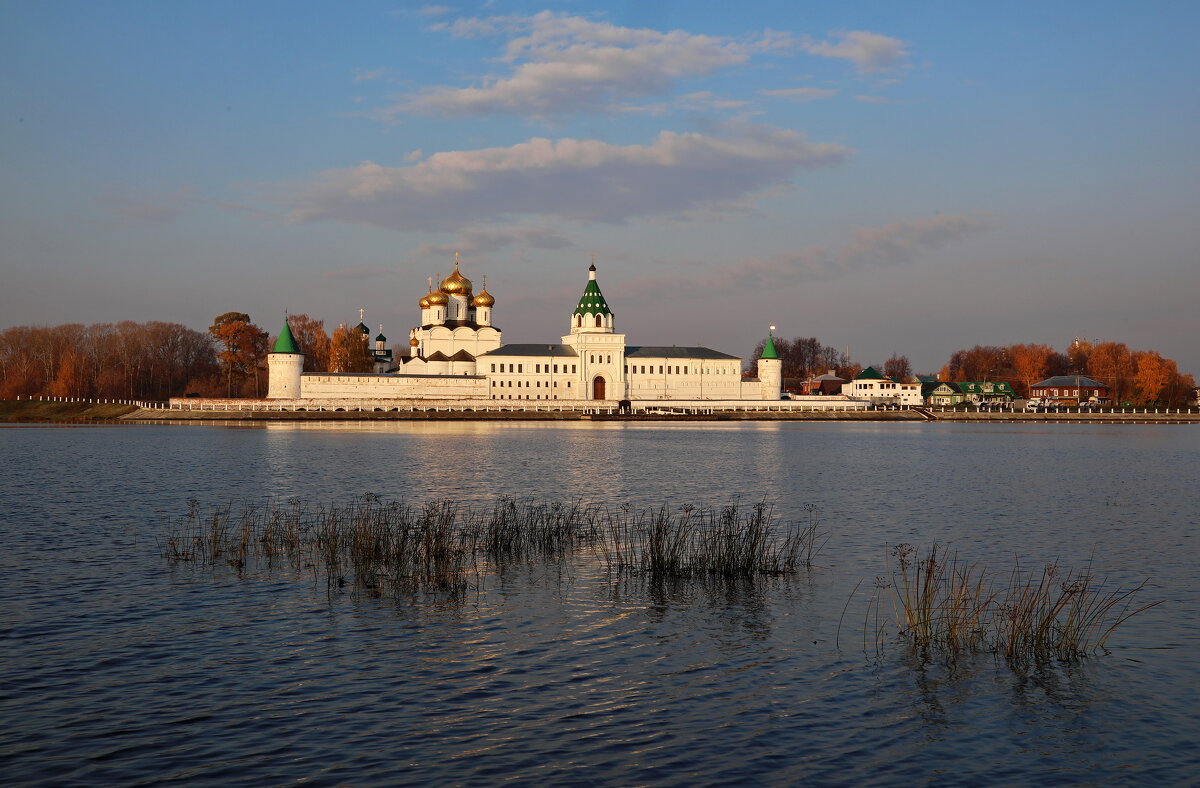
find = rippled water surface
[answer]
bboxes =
[2,421,1198,786]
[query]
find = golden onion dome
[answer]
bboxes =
[426,290,449,305]
[418,292,433,308]
[409,337,419,347]
[473,288,494,307]
[440,268,472,296]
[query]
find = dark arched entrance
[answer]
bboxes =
[592,376,606,400]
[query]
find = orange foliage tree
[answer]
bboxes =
[329,324,373,373]
[208,312,269,397]
[1009,344,1054,397]
[286,313,331,373]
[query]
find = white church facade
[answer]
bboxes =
[249,258,860,411]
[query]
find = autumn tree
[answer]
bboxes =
[209,312,269,397]
[329,323,373,373]
[286,313,331,373]
[882,354,912,382]
[1009,343,1054,397]
[1086,342,1135,404]
[1132,350,1173,405]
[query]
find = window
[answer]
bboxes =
[606,354,611,364]
[589,354,593,363]
[518,364,523,373]
[572,365,577,373]
[535,364,540,373]
[576,315,582,328]
[553,364,558,373]
[684,366,688,375]
[595,315,602,328]
[490,364,495,373]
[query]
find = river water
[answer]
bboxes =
[1,421,1197,786]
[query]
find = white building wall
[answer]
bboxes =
[300,373,489,400]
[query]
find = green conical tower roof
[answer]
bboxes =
[273,316,300,354]
[760,334,779,359]
[573,264,612,316]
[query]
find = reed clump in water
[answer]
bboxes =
[163,496,483,594]
[596,500,826,578]
[869,544,1161,663]
[163,496,826,593]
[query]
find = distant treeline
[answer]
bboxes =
[0,313,372,401]
[750,336,1195,406]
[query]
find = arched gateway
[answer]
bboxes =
[592,376,605,400]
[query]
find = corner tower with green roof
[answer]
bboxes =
[267,315,304,399]
[757,328,782,400]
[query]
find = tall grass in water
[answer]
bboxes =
[872,544,1160,663]
[163,496,826,595]
[163,496,482,595]
[596,500,825,578]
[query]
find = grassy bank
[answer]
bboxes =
[0,399,140,422]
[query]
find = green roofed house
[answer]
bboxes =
[927,381,1015,406]
[846,366,922,406]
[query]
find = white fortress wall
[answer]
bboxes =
[300,373,490,400]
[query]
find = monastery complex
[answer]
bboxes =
[179,259,867,413]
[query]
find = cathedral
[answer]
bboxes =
[265,258,783,405]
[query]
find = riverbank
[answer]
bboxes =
[120,406,925,422]
[0,400,140,423]
[6,400,1197,424]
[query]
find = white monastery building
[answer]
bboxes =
[252,258,863,412]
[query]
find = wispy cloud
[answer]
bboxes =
[759,87,838,102]
[352,68,387,83]
[395,11,761,119]
[276,126,850,231]
[409,225,573,258]
[802,30,909,73]
[613,214,990,298]
[417,5,453,17]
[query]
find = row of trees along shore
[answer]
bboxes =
[0,314,372,400]
[750,336,1196,406]
[1,318,1192,406]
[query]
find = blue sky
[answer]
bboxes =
[3,1,1198,374]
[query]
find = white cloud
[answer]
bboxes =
[759,87,838,102]
[352,68,387,83]
[802,30,909,73]
[417,5,453,17]
[277,127,849,231]
[400,11,758,118]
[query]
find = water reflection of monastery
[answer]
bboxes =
[265,258,857,410]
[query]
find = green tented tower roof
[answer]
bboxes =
[760,335,779,359]
[573,266,612,316]
[273,317,300,354]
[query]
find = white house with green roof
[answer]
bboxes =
[845,366,922,406]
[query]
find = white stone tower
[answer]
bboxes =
[267,316,304,399]
[757,329,782,400]
[562,260,625,400]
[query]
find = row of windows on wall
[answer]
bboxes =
[491,394,560,400]
[587,354,614,364]
[575,315,607,328]
[491,380,573,388]
[490,363,580,374]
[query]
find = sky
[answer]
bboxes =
[2,0,1198,374]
